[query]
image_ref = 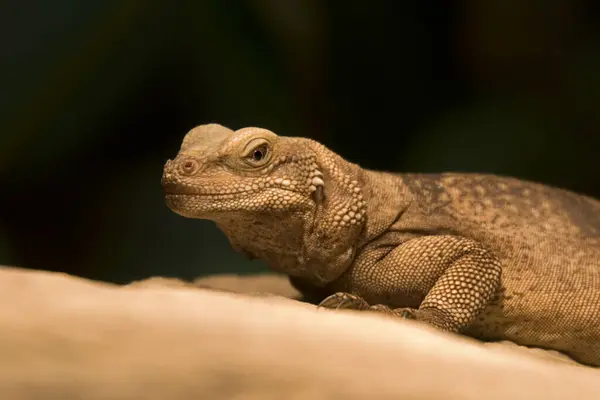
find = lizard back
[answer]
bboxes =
[395,173,600,365]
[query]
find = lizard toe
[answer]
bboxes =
[368,304,395,315]
[318,292,369,310]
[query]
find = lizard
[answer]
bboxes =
[161,123,600,367]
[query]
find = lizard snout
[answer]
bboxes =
[161,158,196,194]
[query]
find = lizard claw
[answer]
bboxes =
[318,292,370,310]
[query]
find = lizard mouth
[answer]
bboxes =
[164,190,253,198]
[164,191,241,219]
[163,181,303,198]
[162,179,258,198]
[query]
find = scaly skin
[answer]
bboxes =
[162,123,600,367]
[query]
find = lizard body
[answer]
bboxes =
[162,124,600,366]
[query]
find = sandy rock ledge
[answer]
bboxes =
[0,266,599,399]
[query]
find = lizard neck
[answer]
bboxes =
[358,169,414,243]
[298,142,415,286]
[307,140,414,245]
[295,140,369,285]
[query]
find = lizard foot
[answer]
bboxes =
[390,307,457,331]
[367,304,418,319]
[369,306,456,330]
[318,292,370,310]
[318,296,431,327]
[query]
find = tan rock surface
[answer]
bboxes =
[134,273,582,366]
[0,266,599,399]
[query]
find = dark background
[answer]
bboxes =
[1,1,599,284]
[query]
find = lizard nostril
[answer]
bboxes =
[180,159,199,175]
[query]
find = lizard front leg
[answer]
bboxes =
[319,235,502,333]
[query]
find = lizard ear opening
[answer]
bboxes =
[309,170,325,204]
[312,185,324,204]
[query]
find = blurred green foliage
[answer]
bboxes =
[0,1,598,282]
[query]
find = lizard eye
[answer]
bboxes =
[241,138,271,167]
[252,146,267,161]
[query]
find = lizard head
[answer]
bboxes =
[162,124,325,220]
[163,123,367,285]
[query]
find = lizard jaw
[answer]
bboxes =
[164,187,316,220]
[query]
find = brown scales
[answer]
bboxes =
[162,123,600,367]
